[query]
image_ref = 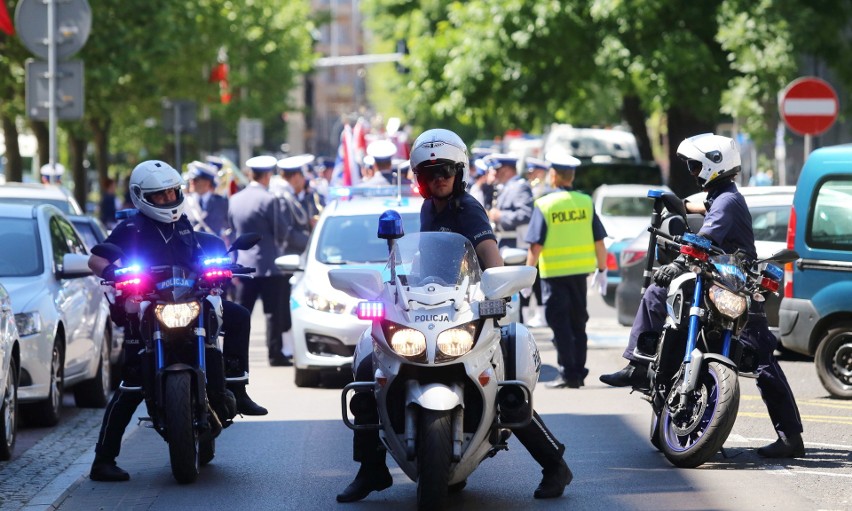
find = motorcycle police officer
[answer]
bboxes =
[86,160,267,482]
[337,129,572,503]
[599,133,805,458]
[525,150,608,388]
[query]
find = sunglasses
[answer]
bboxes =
[418,162,458,181]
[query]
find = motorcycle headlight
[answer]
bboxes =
[15,312,42,336]
[708,285,748,320]
[436,322,478,362]
[381,321,426,360]
[155,301,201,329]
[305,291,347,314]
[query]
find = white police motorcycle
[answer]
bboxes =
[332,211,539,510]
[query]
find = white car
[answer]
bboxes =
[592,183,672,246]
[0,182,84,215]
[278,188,424,387]
[0,204,112,426]
[0,282,21,460]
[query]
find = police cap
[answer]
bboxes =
[366,139,397,162]
[483,153,519,169]
[206,155,225,170]
[187,161,218,184]
[245,155,278,173]
[277,153,315,174]
[40,162,65,177]
[544,150,581,171]
[526,157,549,172]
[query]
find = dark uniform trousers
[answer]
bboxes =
[234,275,291,360]
[94,300,250,460]
[542,274,589,381]
[623,284,802,437]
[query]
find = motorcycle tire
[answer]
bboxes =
[658,361,739,468]
[416,409,453,511]
[200,439,215,466]
[814,324,852,399]
[649,409,662,452]
[165,372,200,484]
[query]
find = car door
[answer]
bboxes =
[48,214,95,376]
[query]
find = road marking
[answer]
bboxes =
[741,394,852,411]
[738,411,852,426]
[727,434,852,451]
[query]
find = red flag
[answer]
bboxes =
[0,1,14,36]
[209,62,229,83]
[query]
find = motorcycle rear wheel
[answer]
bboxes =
[165,372,200,483]
[659,361,739,468]
[416,409,453,511]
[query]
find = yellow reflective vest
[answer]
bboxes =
[535,190,596,278]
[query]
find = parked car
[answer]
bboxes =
[67,214,124,387]
[779,145,852,398]
[0,282,21,460]
[0,183,84,215]
[615,186,794,330]
[0,203,112,426]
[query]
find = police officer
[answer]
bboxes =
[599,133,804,458]
[40,162,65,185]
[229,155,295,367]
[521,156,553,329]
[337,129,571,503]
[276,154,323,234]
[485,153,534,249]
[525,150,608,388]
[185,161,230,239]
[87,160,266,482]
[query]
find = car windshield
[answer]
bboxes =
[0,218,43,277]
[316,213,420,264]
[388,232,481,287]
[0,197,71,213]
[600,196,653,217]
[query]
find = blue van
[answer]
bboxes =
[779,144,852,399]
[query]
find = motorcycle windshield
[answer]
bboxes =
[710,254,747,292]
[152,265,197,302]
[388,232,481,287]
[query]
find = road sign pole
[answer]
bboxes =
[47,0,57,184]
[804,134,812,159]
[174,103,182,171]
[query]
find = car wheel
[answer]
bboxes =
[0,356,19,460]
[294,368,321,388]
[815,323,852,399]
[22,340,64,427]
[73,333,110,408]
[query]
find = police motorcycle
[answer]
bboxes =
[99,229,259,484]
[333,211,538,510]
[634,190,799,468]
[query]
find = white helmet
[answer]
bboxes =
[410,128,468,199]
[129,160,186,223]
[676,133,741,189]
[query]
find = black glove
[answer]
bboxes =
[101,263,118,282]
[654,262,684,287]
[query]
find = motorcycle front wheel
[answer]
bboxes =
[416,409,453,511]
[658,361,739,468]
[165,372,200,483]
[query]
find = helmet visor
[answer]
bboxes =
[681,157,703,174]
[416,162,459,181]
[143,186,183,208]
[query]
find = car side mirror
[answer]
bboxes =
[59,253,93,279]
[274,254,303,273]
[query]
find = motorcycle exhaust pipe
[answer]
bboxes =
[497,385,530,423]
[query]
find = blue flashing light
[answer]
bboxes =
[203,256,232,267]
[115,209,139,220]
[763,263,783,281]
[683,233,712,249]
[377,210,404,240]
[647,189,664,198]
[328,187,352,199]
[115,264,142,276]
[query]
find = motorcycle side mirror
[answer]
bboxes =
[229,233,262,253]
[661,192,687,217]
[377,210,404,240]
[91,242,125,262]
[481,266,536,300]
[760,248,800,265]
[500,247,527,266]
[328,268,384,300]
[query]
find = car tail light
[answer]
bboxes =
[606,252,618,271]
[785,206,796,298]
[620,248,646,267]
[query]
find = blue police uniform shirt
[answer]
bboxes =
[420,192,497,248]
[100,213,199,267]
[698,180,757,260]
[523,186,607,245]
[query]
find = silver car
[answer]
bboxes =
[0,204,112,427]
[0,282,21,460]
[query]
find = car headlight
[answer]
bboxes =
[154,302,201,329]
[436,322,478,362]
[15,312,42,336]
[708,285,748,320]
[305,291,347,314]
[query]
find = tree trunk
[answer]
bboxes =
[30,120,49,170]
[68,133,88,209]
[90,118,110,188]
[1,114,23,182]
[622,95,654,162]
[666,107,715,198]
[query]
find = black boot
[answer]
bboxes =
[89,455,130,482]
[599,361,649,388]
[336,462,393,503]
[757,434,805,458]
[228,383,268,416]
[513,411,572,499]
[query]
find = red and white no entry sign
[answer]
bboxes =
[779,77,839,136]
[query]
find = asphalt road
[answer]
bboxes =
[3,294,851,511]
